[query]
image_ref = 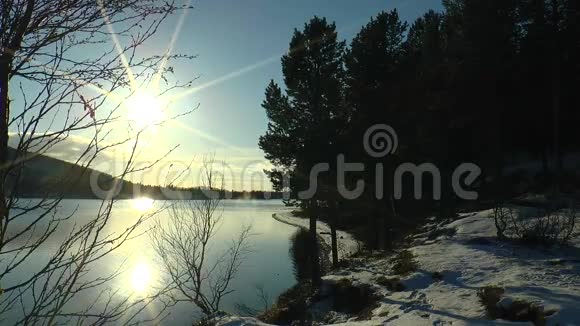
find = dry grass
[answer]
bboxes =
[493,205,577,245]
[390,250,419,276]
[331,279,381,319]
[477,285,556,326]
[477,285,505,318]
[258,282,314,324]
[193,316,217,326]
[376,276,406,292]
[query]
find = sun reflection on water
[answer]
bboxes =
[130,260,153,294]
[132,197,154,212]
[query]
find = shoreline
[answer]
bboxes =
[271,212,305,229]
[272,211,360,261]
[272,212,332,271]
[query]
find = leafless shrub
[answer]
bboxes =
[257,281,314,324]
[390,250,418,276]
[235,284,271,317]
[331,278,380,319]
[477,285,505,318]
[1,0,196,323]
[493,203,577,245]
[151,158,252,316]
[477,285,556,325]
[375,276,405,292]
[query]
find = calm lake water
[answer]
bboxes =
[1,199,297,324]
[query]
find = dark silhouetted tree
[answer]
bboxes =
[260,16,346,283]
[344,10,408,248]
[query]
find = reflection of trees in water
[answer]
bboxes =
[289,228,329,281]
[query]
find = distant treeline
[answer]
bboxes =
[7,147,282,200]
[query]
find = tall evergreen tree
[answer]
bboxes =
[260,0,580,267]
[344,10,408,248]
[259,17,346,284]
[441,0,519,202]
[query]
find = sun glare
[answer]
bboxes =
[133,197,154,211]
[130,261,152,294]
[126,91,165,128]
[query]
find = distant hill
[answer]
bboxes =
[5,148,284,200]
[6,147,138,199]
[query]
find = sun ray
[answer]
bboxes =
[97,0,137,91]
[172,55,280,100]
[169,120,247,154]
[170,15,372,101]
[152,0,191,89]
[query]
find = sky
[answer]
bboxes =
[167,0,443,151]
[13,0,444,191]
[154,0,445,189]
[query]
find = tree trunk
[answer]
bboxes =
[0,59,9,165]
[439,161,455,219]
[384,169,397,249]
[0,58,10,240]
[308,200,321,287]
[376,204,386,250]
[329,201,338,267]
[541,149,549,176]
[552,51,561,195]
[550,0,561,196]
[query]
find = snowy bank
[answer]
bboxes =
[215,209,580,325]
[321,210,580,325]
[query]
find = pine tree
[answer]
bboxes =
[344,10,408,248]
[259,16,346,284]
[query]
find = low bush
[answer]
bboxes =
[493,204,577,245]
[193,316,217,326]
[477,285,556,326]
[390,250,419,276]
[376,276,406,292]
[331,279,380,318]
[431,271,444,281]
[258,282,314,324]
[499,300,554,326]
[289,228,327,281]
[291,210,308,219]
[477,285,505,318]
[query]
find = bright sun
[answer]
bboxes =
[126,91,165,128]
[130,261,152,294]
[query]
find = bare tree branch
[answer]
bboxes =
[150,157,253,316]
[1,0,197,324]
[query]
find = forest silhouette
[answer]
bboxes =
[259,0,580,284]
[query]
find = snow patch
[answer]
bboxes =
[239,208,580,325]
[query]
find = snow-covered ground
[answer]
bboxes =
[216,209,580,326]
